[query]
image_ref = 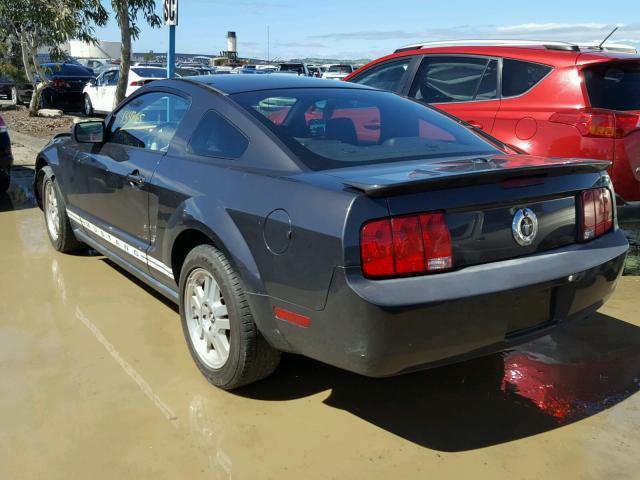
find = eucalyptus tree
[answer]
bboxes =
[0,0,108,114]
[112,0,161,106]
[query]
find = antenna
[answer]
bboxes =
[598,27,619,50]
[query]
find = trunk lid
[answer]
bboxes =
[323,154,609,270]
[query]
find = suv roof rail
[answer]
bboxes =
[394,39,638,54]
[394,40,581,53]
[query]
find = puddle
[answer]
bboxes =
[0,167,37,212]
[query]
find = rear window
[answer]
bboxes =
[584,61,640,111]
[43,64,92,77]
[329,65,352,73]
[279,64,304,74]
[131,68,167,78]
[232,88,499,171]
[501,59,551,97]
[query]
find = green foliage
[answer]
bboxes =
[113,0,162,40]
[0,62,26,82]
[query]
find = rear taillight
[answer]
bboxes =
[550,108,640,139]
[130,80,145,86]
[51,79,70,89]
[580,188,613,241]
[361,212,453,278]
[0,115,6,133]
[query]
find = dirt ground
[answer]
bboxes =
[0,105,76,138]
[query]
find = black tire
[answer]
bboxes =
[179,245,281,390]
[0,170,9,194]
[38,91,51,109]
[83,94,93,117]
[41,173,83,253]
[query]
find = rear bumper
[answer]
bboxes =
[265,229,629,377]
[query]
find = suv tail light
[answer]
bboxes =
[361,212,453,278]
[580,188,613,241]
[130,80,145,86]
[550,108,640,139]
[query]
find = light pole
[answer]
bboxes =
[163,0,178,78]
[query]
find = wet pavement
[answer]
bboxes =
[1,169,640,480]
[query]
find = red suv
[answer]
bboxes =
[345,41,640,207]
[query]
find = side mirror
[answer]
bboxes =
[74,121,105,143]
[88,78,97,86]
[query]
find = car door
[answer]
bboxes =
[68,90,191,274]
[407,55,500,133]
[93,71,112,111]
[102,69,119,112]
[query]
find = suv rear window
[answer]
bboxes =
[501,59,551,97]
[43,64,92,77]
[584,61,640,111]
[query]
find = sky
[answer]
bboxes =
[95,0,640,60]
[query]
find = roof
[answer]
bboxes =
[395,39,638,54]
[185,74,371,94]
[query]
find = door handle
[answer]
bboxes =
[126,169,145,188]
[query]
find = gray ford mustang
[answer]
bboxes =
[34,75,629,389]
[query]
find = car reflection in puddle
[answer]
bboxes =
[502,314,640,423]
[0,167,37,212]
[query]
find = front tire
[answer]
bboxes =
[42,174,82,252]
[83,94,93,117]
[179,245,281,390]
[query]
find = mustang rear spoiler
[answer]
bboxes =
[341,159,611,198]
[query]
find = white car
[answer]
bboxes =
[82,66,167,115]
[321,64,355,80]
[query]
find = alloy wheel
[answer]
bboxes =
[44,181,60,241]
[185,268,231,369]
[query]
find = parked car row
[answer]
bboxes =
[345,39,640,207]
[0,75,33,105]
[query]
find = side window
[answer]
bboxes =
[98,72,112,86]
[108,92,190,152]
[187,111,249,159]
[501,59,552,98]
[409,56,498,103]
[108,70,119,86]
[351,58,412,92]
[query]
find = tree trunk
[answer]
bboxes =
[18,33,33,83]
[27,40,48,117]
[114,0,132,108]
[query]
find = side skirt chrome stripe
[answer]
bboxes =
[66,209,174,279]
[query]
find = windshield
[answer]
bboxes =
[232,88,499,170]
[329,65,352,73]
[132,68,167,78]
[584,61,640,111]
[279,64,304,74]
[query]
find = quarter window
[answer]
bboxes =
[187,110,249,159]
[351,58,412,92]
[108,92,190,152]
[409,56,498,103]
[501,59,551,98]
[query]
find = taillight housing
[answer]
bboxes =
[580,188,613,241]
[51,79,70,89]
[130,80,145,86]
[550,108,640,139]
[361,211,453,278]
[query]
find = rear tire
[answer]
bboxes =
[83,94,93,117]
[179,245,281,390]
[42,174,82,253]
